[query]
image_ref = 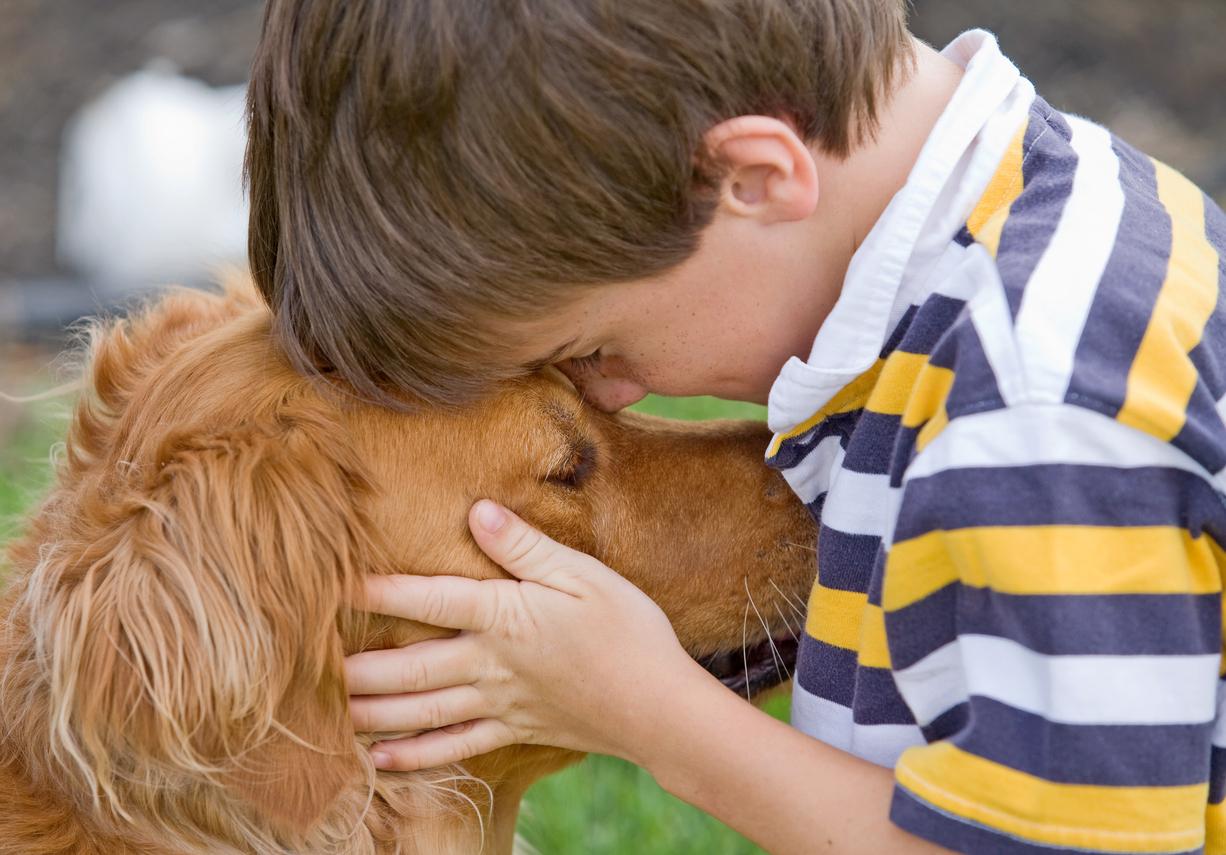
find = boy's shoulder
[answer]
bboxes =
[929,95,1226,472]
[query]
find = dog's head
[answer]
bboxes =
[4,284,384,851]
[2,280,815,853]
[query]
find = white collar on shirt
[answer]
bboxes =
[766,30,1033,436]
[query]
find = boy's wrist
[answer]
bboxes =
[627,658,759,788]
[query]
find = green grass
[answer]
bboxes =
[629,394,767,423]
[0,392,781,854]
[0,397,66,538]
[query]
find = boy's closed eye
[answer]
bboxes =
[568,349,604,373]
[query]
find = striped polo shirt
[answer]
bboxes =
[766,31,1226,854]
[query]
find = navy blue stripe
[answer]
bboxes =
[935,317,1005,417]
[1172,390,1226,473]
[1188,339,1226,407]
[796,637,916,725]
[960,588,1221,656]
[1210,743,1226,805]
[881,304,919,358]
[884,583,957,671]
[1184,195,1226,402]
[841,410,899,475]
[804,493,825,527]
[816,526,880,594]
[766,410,858,471]
[1172,192,1226,472]
[896,294,966,358]
[888,424,920,488]
[891,785,1203,855]
[953,224,975,247]
[1065,136,1171,416]
[954,696,1212,787]
[795,635,856,704]
[865,548,886,607]
[887,586,1220,671]
[851,663,917,726]
[892,464,1223,542]
[995,101,1080,319]
[1044,103,1073,143]
[920,701,968,744]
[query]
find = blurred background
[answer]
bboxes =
[2,1,1225,852]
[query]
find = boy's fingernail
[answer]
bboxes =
[371,750,393,769]
[475,500,507,533]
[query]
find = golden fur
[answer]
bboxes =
[0,280,815,853]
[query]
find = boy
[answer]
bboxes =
[246,1,1226,852]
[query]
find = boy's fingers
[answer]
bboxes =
[349,685,487,734]
[468,500,595,593]
[359,574,496,631]
[343,637,480,696]
[370,719,518,771]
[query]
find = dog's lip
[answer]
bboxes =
[696,634,799,700]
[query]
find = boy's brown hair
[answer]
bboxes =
[245,0,913,408]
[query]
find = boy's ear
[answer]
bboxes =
[36,405,376,838]
[703,115,820,222]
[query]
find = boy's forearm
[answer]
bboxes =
[631,663,951,855]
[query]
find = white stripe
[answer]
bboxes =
[1013,116,1126,403]
[891,642,969,727]
[791,682,924,768]
[895,240,973,312]
[821,469,898,538]
[905,402,1212,483]
[895,635,1220,728]
[1211,680,1226,748]
[779,435,844,506]
[965,249,1027,407]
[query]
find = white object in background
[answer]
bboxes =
[57,64,249,292]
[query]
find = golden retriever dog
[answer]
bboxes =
[0,280,816,854]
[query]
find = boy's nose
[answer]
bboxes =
[555,360,649,413]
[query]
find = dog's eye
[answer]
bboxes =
[547,440,597,490]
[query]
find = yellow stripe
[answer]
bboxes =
[865,350,929,416]
[883,526,1225,612]
[901,363,955,429]
[803,583,891,668]
[966,121,1027,257]
[897,742,1207,852]
[1117,159,1220,441]
[1207,798,1226,855]
[915,404,949,454]
[767,359,884,458]
[1222,600,1226,675]
[804,582,867,651]
[857,603,891,669]
[901,364,955,429]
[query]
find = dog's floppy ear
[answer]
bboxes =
[33,403,375,838]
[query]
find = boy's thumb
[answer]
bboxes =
[468,500,593,592]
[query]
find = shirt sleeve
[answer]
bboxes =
[881,401,1225,855]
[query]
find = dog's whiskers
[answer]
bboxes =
[772,598,799,643]
[768,577,807,623]
[741,595,752,704]
[745,578,788,684]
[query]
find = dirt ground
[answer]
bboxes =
[1,0,1224,281]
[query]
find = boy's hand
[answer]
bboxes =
[344,500,711,771]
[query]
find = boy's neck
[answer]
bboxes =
[811,38,966,271]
